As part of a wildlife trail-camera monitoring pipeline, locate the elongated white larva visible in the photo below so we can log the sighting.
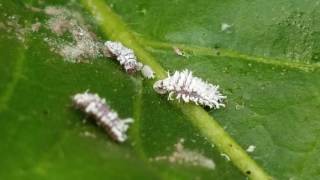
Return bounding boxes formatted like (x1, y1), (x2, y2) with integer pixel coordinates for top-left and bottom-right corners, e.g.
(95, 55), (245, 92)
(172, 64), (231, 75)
(105, 41), (143, 73)
(72, 91), (133, 143)
(153, 69), (226, 109)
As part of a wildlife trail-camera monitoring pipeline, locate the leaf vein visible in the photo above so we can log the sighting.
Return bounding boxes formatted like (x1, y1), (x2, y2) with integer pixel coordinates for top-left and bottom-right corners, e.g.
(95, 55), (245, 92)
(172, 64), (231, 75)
(0, 49), (25, 112)
(137, 38), (320, 72)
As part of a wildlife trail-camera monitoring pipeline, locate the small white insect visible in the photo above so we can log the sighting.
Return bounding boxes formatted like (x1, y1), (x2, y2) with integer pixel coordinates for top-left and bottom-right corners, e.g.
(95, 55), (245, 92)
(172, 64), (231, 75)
(141, 65), (155, 79)
(221, 23), (232, 32)
(173, 46), (184, 56)
(246, 145), (256, 153)
(72, 91), (133, 143)
(105, 41), (143, 73)
(173, 46), (189, 58)
(153, 69), (226, 109)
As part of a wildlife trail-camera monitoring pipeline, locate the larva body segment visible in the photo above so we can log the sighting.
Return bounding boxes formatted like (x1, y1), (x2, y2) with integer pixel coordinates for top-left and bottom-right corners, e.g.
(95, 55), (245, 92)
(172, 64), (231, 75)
(105, 41), (143, 73)
(72, 92), (133, 142)
(153, 69), (226, 109)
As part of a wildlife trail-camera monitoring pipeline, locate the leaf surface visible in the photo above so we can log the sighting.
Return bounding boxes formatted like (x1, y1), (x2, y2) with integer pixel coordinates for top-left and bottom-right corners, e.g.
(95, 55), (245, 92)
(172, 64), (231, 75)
(1, 0), (320, 179)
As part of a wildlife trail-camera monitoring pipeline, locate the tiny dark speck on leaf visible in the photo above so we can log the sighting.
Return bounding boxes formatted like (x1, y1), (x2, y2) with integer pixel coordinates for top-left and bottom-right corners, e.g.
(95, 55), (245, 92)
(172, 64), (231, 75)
(213, 44), (220, 49)
(43, 109), (49, 115)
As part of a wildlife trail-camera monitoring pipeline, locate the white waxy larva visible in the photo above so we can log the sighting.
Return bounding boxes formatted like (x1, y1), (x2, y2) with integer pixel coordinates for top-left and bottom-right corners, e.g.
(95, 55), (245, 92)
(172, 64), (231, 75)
(141, 65), (155, 79)
(153, 69), (226, 109)
(72, 91), (133, 143)
(104, 41), (143, 73)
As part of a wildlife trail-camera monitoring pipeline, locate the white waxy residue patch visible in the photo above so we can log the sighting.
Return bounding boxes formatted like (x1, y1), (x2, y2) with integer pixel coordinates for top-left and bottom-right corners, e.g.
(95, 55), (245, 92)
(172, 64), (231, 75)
(44, 6), (105, 62)
(31, 22), (41, 32)
(150, 139), (215, 170)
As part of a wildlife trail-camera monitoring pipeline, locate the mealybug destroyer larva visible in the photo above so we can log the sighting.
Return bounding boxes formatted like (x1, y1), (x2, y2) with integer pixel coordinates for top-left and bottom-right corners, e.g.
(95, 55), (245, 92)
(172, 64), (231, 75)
(104, 41), (143, 73)
(104, 41), (155, 79)
(153, 69), (226, 109)
(72, 91), (133, 143)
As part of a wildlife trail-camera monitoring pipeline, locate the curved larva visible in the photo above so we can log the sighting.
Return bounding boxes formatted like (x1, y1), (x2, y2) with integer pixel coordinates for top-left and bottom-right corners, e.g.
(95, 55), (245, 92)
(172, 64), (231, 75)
(105, 41), (143, 73)
(153, 69), (226, 109)
(141, 65), (155, 79)
(72, 91), (133, 142)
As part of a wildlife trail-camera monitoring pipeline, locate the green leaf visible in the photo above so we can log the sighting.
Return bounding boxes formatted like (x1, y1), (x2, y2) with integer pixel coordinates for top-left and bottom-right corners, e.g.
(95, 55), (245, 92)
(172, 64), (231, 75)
(1, 0), (320, 180)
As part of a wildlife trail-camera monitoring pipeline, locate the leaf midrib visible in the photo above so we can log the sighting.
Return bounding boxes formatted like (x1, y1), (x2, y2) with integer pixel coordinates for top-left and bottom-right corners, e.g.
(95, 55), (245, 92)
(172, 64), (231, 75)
(131, 77), (146, 159)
